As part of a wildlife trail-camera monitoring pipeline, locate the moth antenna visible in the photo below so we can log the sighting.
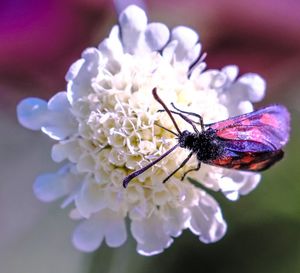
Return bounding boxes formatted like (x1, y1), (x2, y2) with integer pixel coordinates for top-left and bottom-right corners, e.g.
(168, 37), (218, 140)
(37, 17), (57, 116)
(154, 122), (178, 136)
(123, 143), (180, 188)
(152, 88), (182, 134)
(170, 102), (204, 131)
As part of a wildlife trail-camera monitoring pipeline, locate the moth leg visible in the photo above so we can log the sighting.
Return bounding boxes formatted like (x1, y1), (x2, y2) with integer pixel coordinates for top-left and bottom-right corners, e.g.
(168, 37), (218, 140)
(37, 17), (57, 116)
(123, 143), (180, 188)
(171, 103), (204, 131)
(163, 152), (194, 183)
(181, 162), (201, 181)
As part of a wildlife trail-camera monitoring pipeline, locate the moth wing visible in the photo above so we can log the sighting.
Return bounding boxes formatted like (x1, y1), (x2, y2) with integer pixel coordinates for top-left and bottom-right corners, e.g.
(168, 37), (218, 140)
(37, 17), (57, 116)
(209, 105), (290, 151)
(210, 150), (284, 172)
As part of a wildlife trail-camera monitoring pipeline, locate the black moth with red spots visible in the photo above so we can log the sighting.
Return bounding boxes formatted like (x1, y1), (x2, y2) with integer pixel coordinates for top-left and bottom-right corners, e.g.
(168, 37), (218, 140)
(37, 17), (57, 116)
(123, 88), (290, 188)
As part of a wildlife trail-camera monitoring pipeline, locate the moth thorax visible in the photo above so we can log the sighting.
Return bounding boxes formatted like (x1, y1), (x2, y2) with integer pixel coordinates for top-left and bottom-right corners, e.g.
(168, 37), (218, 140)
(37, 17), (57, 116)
(178, 130), (198, 150)
(179, 129), (224, 161)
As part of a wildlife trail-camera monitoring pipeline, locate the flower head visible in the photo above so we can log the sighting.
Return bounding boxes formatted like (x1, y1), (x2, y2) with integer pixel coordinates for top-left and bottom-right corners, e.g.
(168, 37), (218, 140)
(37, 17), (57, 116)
(17, 5), (264, 256)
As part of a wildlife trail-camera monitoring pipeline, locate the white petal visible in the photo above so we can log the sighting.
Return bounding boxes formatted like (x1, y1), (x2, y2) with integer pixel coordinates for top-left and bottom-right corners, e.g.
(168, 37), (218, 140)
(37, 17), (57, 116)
(77, 153), (95, 172)
(189, 61), (207, 80)
(72, 217), (104, 252)
(162, 40), (178, 63)
(98, 26), (123, 72)
(129, 200), (152, 220)
(171, 26), (199, 63)
(65, 59), (85, 81)
(219, 170), (261, 201)
(222, 72), (266, 116)
(196, 70), (226, 89)
(17, 91), (77, 140)
(67, 48), (101, 103)
(162, 206), (190, 237)
(17, 98), (48, 130)
(119, 5), (147, 54)
(103, 211), (127, 247)
(41, 92), (78, 140)
(73, 209), (127, 252)
(221, 65), (239, 82)
(98, 38), (120, 63)
(51, 140), (82, 163)
(48, 91), (70, 111)
(237, 100), (253, 114)
(238, 73), (266, 102)
(185, 43), (201, 65)
(114, 0), (146, 15)
(131, 212), (173, 256)
(209, 69), (227, 89)
(239, 173), (261, 195)
(189, 190), (227, 243)
(33, 165), (71, 202)
(99, 25), (123, 58)
(51, 143), (68, 162)
(218, 177), (240, 201)
(144, 23), (170, 51)
(75, 179), (106, 218)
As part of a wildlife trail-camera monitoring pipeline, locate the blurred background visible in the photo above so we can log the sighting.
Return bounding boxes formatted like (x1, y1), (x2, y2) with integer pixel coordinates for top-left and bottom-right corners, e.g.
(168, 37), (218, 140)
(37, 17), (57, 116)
(0, 0), (299, 272)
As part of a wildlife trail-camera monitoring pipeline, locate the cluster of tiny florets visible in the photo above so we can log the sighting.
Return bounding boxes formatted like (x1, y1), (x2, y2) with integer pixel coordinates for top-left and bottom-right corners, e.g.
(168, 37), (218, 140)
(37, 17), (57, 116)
(17, 5), (264, 255)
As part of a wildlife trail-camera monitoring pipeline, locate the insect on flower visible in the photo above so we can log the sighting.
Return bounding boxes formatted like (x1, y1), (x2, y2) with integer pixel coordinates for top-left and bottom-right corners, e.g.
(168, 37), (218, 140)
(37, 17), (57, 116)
(123, 88), (290, 188)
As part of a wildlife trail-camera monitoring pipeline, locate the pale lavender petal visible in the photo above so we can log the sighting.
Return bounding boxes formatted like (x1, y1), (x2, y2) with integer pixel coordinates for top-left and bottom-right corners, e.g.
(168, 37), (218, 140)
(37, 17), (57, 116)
(17, 98), (48, 130)
(114, 0), (146, 16)
(144, 23), (170, 51)
(72, 217), (104, 252)
(17, 92), (77, 140)
(33, 165), (71, 202)
(103, 211), (127, 247)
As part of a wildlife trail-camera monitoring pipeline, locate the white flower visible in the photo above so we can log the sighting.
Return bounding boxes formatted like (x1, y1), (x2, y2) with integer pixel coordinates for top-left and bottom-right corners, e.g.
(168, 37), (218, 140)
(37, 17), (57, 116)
(17, 5), (266, 256)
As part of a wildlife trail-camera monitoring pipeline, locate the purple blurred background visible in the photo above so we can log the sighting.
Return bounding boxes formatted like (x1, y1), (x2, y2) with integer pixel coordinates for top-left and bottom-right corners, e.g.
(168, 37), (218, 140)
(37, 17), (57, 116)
(0, 0), (112, 109)
(1, 0), (300, 109)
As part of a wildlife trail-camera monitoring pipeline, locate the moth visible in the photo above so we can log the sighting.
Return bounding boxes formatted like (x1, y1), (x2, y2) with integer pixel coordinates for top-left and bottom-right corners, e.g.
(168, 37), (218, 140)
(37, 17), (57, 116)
(123, 88), (290, 188)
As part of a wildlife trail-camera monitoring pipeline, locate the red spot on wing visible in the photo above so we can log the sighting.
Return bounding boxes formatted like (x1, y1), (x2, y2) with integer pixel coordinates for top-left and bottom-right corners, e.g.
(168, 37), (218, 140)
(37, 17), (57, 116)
(209, 105), (290, 151)
(209, 150), (284, 172)
(260, 113), (279, 128)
